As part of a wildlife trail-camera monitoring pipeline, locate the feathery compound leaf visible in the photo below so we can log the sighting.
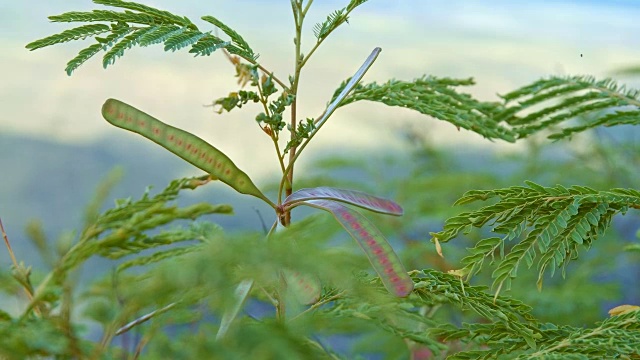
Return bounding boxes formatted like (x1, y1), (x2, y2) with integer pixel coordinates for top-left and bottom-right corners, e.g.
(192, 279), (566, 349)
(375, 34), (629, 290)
(101, 99), (273, 206)
(138, 25), (183, 46)
(46, 175), (217, 288)
(313, 9), (347, 40)
(336, 76), (517, 142)
(303, 200), (413, 297)
(116, 245), (201, 272)
(102, 26), (158, 68)
(201, 15), (256, 60)
(65, 43), (103, 76)
(548, 109), (640, 139)
(163, 30), (207, 52)
(189, 35), (229, 57)
(98, 204), (231, 259)
(347, 0), (370, 11)
(496, 75), (640, 140)
(525, 310), (640, 358)
(313, 0), (369, 41)
(64, 26), (132, 75)
(48, 10), (158, 25)
(432, 182), (640, 294)
(92, 0), (193, 27)
(284, 187), (403, 216)
(414, 269), (538, 348)
(25, 24), (111, 51)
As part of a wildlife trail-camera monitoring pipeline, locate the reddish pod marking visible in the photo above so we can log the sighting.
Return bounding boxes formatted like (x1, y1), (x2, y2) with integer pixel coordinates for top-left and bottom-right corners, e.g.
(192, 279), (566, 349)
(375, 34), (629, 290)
(304, 200), (413, 297)
(284, 187), (403, 216)
(101, 99), (271, 204)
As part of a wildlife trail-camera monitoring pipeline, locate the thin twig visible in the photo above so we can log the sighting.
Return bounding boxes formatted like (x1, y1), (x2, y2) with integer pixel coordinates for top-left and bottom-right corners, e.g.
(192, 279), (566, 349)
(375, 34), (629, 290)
(1, 218), (36, 305)
(289, 290), (346, 322)
(0, 218), (19, 268)
(115, 302), (177, 336)
(131, 335), (150, 360)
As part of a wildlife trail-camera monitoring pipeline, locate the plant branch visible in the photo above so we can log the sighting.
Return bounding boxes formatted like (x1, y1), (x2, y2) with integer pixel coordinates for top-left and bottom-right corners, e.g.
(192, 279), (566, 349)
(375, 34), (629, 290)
(282, 0), (307, 223)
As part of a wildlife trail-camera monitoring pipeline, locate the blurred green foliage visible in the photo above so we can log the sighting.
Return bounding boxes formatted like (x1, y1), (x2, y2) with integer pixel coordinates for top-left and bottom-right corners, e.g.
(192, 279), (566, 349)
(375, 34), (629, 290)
(7, 0), (640, 358)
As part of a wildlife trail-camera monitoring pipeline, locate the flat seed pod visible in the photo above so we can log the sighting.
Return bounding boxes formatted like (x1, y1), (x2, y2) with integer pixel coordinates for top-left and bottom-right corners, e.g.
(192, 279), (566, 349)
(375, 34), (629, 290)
(102, 99), (273, 206)
(304, 200), (413, 297)
(284, 187), (403, 216)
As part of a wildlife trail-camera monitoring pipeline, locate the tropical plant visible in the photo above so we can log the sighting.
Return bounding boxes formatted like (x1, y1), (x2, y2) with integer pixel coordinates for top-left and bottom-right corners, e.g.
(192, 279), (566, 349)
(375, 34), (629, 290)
(1, 0), (638, 358)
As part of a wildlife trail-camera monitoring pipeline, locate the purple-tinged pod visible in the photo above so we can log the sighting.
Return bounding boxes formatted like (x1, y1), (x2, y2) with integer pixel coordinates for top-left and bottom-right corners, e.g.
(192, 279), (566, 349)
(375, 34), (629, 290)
(304, 200), (413, 297)
(284, 187), (403, 216)
(101, 99), (273, 207)
(313, 47), (381, 132)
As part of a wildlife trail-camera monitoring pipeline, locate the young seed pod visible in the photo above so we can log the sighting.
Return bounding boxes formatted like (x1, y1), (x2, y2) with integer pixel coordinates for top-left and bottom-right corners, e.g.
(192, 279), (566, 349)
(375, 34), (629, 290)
(284, 187), (403, 216)
(305, 200), (413, 297)
(102, 99), (273, 206)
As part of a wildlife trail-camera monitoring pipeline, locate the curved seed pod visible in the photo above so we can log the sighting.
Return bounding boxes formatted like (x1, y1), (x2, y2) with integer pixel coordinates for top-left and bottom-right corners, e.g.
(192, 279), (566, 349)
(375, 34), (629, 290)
(283, 269), (322, 305)
(284, 187), (403, 216)
(313, 47), (381, 132)
(102, 99), (273, 206)
(304, 200), (413, 297)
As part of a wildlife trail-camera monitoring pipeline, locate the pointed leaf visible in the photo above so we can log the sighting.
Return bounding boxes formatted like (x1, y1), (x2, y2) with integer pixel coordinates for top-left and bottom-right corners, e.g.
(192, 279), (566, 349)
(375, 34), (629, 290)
(201, 15), (256, 60)
(25, 24), (111, 51)
(101, 99), (273, 206)
(303, 200), (413, 297)
(284, 187), (403, 216)
(216, 279), (253, 340)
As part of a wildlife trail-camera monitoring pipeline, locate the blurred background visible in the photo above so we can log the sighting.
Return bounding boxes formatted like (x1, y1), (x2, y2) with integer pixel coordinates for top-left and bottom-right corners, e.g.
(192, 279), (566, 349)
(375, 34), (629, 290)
(1, 0), (640, 344)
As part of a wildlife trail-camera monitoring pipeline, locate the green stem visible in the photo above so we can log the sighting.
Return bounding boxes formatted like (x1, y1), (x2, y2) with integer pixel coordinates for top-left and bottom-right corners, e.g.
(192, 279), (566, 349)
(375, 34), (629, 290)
(279, 47), (381, 198)
(282, 0), (307, 223)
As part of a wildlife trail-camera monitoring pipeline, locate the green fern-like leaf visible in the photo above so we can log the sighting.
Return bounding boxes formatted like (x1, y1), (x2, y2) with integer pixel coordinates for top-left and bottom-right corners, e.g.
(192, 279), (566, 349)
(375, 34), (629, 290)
(432, 182), (640, 295)
(54, 176), (225, 279)
(138, 25), (183, 46)
(65, 43), (103, 76)
(116, 245), (201, 272)
(92, 0), (193, 27)
(433, 310), (640, 359)
(548, 109), (640, 139)
(28, 2), (261, 73)
(64, 26), (132, 75)
(313, 0), (369, 41)
(163, 30), (207, 52)
(335, 76), (517, 142)
(313, 10), (348, 40)
(102, 26), (158, 68)
(48, 10), (158, 25)
(201, 15), (256, 60)
(347, 0), (369, 11)
(25, 24), (111, 51)
(497, 75), (640, 139)
(189, 35), (229, 57)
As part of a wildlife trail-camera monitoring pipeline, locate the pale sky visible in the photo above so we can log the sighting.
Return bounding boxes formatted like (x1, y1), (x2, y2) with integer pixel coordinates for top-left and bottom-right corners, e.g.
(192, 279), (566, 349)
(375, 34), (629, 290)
(2, 0), (640, 179)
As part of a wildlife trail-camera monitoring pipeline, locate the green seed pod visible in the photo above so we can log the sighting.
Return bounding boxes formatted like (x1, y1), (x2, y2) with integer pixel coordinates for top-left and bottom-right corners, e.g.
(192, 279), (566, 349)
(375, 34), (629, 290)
(102, 99), (273, 206)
